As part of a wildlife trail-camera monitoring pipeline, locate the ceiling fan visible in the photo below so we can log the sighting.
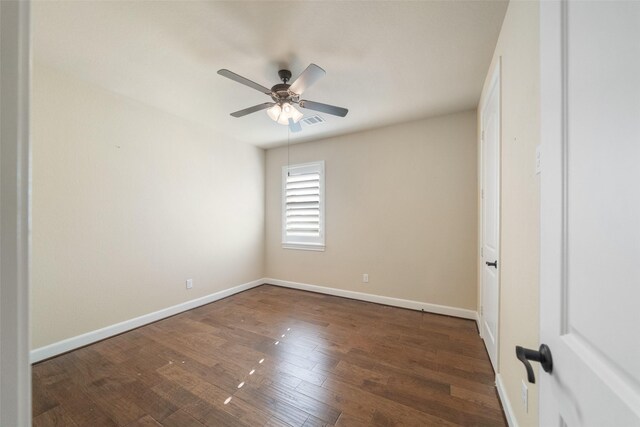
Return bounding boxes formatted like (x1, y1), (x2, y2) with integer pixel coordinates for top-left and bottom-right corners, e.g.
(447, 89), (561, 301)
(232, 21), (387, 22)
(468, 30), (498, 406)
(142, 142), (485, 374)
(217, 64), (348, 133)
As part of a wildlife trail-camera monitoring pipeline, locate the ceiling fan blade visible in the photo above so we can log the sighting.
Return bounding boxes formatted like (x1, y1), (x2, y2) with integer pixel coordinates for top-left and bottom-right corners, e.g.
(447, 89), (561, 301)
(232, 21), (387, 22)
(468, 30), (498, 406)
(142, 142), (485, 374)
(230, 102), (275, 118)
(299, 100), (348, 117)
(288, 118), (302, 133)
(218, 69), (272, 95)
(289, 64), (326, 95)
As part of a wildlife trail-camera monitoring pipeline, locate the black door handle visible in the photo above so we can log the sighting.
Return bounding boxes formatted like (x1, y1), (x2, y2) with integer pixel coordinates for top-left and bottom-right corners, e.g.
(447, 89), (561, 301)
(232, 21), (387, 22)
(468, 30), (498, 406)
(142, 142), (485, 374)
(516, 344), (553, 384)
(485, 260), (498, 268)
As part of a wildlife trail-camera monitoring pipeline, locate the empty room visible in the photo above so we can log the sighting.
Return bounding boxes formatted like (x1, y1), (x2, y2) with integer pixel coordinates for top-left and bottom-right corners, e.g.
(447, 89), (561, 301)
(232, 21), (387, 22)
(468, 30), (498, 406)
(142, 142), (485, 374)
(1, 1), (638, 426)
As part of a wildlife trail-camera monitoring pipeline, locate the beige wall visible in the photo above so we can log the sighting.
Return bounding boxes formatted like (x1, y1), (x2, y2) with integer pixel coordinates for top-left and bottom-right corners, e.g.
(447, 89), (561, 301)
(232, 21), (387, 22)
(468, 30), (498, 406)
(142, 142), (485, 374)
(31, 65), (265, 349)
(265, 111), (478, 310)
(479, 1), (541, 425)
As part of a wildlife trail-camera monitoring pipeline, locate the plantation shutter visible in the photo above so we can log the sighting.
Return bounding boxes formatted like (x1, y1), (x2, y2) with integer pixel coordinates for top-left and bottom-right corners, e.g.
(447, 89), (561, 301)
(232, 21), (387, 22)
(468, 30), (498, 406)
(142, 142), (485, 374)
(282, 161), (325, 250)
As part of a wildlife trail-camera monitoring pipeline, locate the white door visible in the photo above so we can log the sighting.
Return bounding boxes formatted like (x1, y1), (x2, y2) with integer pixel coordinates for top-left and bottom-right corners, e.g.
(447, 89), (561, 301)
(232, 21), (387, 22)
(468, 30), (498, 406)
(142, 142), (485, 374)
(539, 1), (640, 425)
(480, 61), (500, 370)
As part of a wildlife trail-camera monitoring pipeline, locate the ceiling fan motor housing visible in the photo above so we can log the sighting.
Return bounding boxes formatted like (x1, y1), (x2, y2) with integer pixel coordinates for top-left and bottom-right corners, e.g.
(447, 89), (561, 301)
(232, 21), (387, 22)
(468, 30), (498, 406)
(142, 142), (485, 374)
(271, 82), (297, 103)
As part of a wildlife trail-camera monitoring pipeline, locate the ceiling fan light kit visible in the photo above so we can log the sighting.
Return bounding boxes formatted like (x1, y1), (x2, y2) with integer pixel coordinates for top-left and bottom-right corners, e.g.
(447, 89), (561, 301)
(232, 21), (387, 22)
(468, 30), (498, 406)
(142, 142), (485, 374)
(218, 63), (348, 133)
(267, 103), (304, 125)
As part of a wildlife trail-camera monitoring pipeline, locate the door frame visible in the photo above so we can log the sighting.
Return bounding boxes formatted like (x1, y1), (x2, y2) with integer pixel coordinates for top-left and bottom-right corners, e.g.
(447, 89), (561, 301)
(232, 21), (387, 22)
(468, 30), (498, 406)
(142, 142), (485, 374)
(539, 0), (563, 422)
(479, 57), (501, 371)
(0, 1), (32, 426)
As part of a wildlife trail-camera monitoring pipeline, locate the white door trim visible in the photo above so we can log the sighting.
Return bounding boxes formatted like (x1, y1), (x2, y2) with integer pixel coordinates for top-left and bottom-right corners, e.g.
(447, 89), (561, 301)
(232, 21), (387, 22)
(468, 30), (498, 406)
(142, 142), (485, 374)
(479, 57), (501, 371)
(0, 1), (32, 425)
(539, 4), (564, 422)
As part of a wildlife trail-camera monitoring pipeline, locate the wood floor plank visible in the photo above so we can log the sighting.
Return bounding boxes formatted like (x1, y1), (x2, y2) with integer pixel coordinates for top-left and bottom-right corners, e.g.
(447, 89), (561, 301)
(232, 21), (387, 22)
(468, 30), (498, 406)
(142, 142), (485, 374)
(450, 385), (503, 411)
(333, 412), (371, 427)
(256, 381), (341, 425)
(38, 371), (120, 426)
(32, 285), (506, 426)
(151, 381), (200, 409)
(234, 383), (311, 427)
(156, 362), (273, 426)
(181, 399), (252, 427)
(361, 373), (504, 425)
(301, 414), (332, 427)
(120, 379), (179, 421)
(264, 416), (294, 427)
(124, 414), (163, 427)
(320, 376), (457, 426)
(343, 346), (497, 397)
(32, 405), (79, 427)
(254, 365), (304, 390)
(82, 378), (147, 426)
(162, 409), (207, 427)
(31, 378), (59, 418)
(296, 380), (375, 422)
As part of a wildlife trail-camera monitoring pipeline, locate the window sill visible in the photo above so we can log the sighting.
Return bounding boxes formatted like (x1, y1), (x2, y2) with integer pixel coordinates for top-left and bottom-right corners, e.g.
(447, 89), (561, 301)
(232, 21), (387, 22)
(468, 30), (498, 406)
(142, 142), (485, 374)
(282, 243), (325, 252)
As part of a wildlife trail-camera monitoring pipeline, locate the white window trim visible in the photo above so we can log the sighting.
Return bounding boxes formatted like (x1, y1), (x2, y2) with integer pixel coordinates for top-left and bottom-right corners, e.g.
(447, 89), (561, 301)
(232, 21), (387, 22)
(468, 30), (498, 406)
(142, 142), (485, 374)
(282, 161), (325, 251)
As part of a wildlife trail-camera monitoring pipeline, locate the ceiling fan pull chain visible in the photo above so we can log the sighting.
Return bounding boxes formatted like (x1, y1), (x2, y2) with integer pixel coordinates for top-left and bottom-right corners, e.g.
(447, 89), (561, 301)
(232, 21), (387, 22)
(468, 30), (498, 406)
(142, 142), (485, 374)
(287, 125), (290, 176)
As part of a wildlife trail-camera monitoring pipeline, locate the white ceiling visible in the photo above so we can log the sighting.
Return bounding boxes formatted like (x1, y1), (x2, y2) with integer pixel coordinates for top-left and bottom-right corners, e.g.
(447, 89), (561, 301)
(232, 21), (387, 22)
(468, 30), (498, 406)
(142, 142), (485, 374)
(33, 1), (508, 149)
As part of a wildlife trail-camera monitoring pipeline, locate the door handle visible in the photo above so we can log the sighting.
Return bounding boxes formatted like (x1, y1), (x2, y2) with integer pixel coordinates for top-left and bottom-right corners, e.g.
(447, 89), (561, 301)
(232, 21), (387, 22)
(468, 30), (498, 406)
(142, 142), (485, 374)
(485, 260), (498, 268)
(516, 344), (553, 384)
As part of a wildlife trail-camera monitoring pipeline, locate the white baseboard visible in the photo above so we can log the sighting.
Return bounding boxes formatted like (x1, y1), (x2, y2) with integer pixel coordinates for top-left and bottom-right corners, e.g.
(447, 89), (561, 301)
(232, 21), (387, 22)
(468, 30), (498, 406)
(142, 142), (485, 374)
(31, 277), (478, 364)
(264, 278), (477, 320)
(496, 373), (519, 427)
(30, 278), (264, 364)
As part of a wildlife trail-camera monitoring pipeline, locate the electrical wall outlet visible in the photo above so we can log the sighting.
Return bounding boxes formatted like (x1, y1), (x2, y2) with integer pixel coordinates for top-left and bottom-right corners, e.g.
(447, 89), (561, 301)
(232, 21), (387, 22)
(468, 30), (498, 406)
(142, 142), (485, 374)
(535, 145), (542, 175)
(362, 274), (369, 283)
(521, 379), (528, 413)
(186, 279), (193, 290)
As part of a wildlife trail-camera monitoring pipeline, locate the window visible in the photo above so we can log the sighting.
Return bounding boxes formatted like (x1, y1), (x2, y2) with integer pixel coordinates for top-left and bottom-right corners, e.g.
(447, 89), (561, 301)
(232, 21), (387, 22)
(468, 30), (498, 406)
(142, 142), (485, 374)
(282, 161), (325, 251)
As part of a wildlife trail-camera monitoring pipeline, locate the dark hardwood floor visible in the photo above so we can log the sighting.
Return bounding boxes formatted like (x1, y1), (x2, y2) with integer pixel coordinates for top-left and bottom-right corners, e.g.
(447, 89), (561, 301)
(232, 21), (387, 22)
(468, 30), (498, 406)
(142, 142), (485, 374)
(32, 285), (506, 426)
